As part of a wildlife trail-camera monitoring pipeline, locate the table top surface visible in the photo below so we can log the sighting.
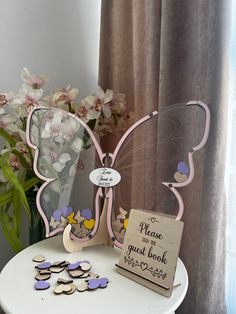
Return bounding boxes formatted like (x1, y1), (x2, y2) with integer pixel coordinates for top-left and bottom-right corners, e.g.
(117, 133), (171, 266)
(0, 236), (188, 314)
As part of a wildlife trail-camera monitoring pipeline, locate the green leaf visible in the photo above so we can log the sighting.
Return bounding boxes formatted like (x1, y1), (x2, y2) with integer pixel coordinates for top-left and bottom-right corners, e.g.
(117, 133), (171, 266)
(0, 152), (31, 218)
(0, 128), (17, 147)
(13, 170), (25, 237)
(0, 205), (24, 252)
(0, 176), (41, 207)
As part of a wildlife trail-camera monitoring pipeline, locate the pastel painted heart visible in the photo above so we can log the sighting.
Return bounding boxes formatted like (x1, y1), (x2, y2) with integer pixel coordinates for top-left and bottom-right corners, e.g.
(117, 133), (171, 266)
(87, 279), (101, 290)
(174, 172), (188, 183)
(62, 206), (73, 217)
(52, 209), (62, 221)
(83, 219), (95, 230)
(81, 209), (92, 220)
(67, 261), (80, 271)
(36, 262), (51, 270)
(177, 161), (189, 175)
(99, 277), (109, 288)
(123, 218), (129, 230)
(140, 262), (148, 271)
(35, 281), (50, 290)
(68, 260), (90, 271)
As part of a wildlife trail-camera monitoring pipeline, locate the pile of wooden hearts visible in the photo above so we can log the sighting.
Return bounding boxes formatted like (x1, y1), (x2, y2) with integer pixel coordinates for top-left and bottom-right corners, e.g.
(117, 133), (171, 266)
(33, 255), (109, 295)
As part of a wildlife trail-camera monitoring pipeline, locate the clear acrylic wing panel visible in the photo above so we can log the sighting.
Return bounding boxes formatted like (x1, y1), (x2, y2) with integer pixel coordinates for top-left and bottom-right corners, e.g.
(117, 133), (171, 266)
(28, 107), (103, 239)
(111, 102), (208, 244)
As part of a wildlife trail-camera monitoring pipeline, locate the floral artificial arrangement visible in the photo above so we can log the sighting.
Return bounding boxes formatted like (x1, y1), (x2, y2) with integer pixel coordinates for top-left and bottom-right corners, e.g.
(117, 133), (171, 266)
(0, 68), (131, 252)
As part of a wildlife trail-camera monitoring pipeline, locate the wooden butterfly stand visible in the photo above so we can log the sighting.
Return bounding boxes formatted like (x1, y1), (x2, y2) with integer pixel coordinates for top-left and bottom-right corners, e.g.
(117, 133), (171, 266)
(63, 197), (112, 253)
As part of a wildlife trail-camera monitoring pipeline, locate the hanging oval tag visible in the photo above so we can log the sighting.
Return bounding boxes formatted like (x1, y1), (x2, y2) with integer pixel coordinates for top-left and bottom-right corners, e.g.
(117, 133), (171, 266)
(89, 167), (121, 187)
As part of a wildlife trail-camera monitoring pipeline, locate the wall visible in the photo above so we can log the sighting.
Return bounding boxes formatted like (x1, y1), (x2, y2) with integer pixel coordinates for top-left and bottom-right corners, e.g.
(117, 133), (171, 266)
(0, 0), (101, 271)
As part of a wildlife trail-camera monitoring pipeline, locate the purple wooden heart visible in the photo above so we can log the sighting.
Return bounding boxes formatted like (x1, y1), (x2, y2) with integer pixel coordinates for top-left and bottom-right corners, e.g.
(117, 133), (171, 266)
(81, 209), (92, 220)
(98, 277), (109, 288)
(177, 162), (189, 175)
(62, 206), (73, 217)
(67, 262), (80, 271)
(35, 281), (50, 290)
(87, 279), (100, 290)
(37, 262), (51, 270)
(52, 209), (62, 221)
(68, 260), (90, 271)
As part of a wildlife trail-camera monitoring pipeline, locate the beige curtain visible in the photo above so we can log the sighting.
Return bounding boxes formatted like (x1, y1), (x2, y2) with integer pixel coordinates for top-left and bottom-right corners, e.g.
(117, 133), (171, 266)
(99, 0), (229, 313)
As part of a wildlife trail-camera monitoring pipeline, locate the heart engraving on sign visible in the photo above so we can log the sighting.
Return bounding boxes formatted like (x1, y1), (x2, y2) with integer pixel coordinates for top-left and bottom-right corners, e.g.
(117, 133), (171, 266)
(140, 262), (148, 271)
(150, 217), (156, 223)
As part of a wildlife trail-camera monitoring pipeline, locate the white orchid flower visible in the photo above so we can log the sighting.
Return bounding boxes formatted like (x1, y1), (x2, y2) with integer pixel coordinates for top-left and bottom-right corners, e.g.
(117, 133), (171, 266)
(11, 83), (44, 113)
(52, 85), (79, 108)
(0, 114), (18, 132)
(21, 67), (48, 89)
(83, 86), (113, 120)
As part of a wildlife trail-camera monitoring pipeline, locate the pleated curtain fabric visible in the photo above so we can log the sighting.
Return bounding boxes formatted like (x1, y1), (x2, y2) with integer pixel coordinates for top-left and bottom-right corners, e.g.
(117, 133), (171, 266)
(99, 1), (230, 313)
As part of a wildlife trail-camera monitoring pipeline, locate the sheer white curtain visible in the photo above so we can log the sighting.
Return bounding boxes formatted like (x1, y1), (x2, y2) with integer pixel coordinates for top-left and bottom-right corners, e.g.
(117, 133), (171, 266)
(225, 1), (236, 313)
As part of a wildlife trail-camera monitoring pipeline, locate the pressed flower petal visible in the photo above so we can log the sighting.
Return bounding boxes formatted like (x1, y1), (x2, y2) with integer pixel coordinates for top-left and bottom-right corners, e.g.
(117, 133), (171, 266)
(71, 138), (83, 153)
(58, 153), (71, 164)
(53, 161), (65, 172)
(69, 163), (76, 176)
(41, 122), (52, 138)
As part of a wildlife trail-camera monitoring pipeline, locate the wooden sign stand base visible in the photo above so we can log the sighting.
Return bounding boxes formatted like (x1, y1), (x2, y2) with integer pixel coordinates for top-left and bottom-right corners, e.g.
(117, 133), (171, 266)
(63, 198), (111, 253)
(116, 264), (173, 298)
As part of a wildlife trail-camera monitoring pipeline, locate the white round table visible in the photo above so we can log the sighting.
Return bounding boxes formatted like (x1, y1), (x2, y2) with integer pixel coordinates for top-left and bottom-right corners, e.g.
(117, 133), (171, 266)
(0, 236), (188, 314)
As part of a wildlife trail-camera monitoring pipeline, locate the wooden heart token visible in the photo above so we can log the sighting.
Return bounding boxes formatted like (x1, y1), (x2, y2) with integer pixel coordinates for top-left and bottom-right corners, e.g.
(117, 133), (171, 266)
(50, 266), (65, 273)
(77, 281), (88, 292)
(32, 255), (45, 263)
(65, 284), (77, 295)
(35, 273), (51, 281)
(85, 272), (99, 280)
(67, 269), (84, 278)
(79, 262), (91, 272)
(57, 278), (73, 285)
(54, 284), (72, 295)
(174, 172), (188, 183)
(39, 270), (51, 275)
(52, 261), (69, 267)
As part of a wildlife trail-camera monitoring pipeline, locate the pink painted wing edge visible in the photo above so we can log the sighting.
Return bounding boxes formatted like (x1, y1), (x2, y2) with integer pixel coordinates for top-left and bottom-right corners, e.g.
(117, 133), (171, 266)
(26, 106), (106, 239)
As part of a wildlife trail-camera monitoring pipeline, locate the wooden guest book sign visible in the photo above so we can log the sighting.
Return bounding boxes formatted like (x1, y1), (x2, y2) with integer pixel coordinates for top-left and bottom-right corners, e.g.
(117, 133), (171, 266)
(116, 209), (184, 297)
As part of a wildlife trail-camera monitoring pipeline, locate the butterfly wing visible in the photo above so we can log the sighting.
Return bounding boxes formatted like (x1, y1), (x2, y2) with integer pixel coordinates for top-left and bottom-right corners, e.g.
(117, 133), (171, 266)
(109, 101), (210, 247)
(26, 106), (104, 240)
